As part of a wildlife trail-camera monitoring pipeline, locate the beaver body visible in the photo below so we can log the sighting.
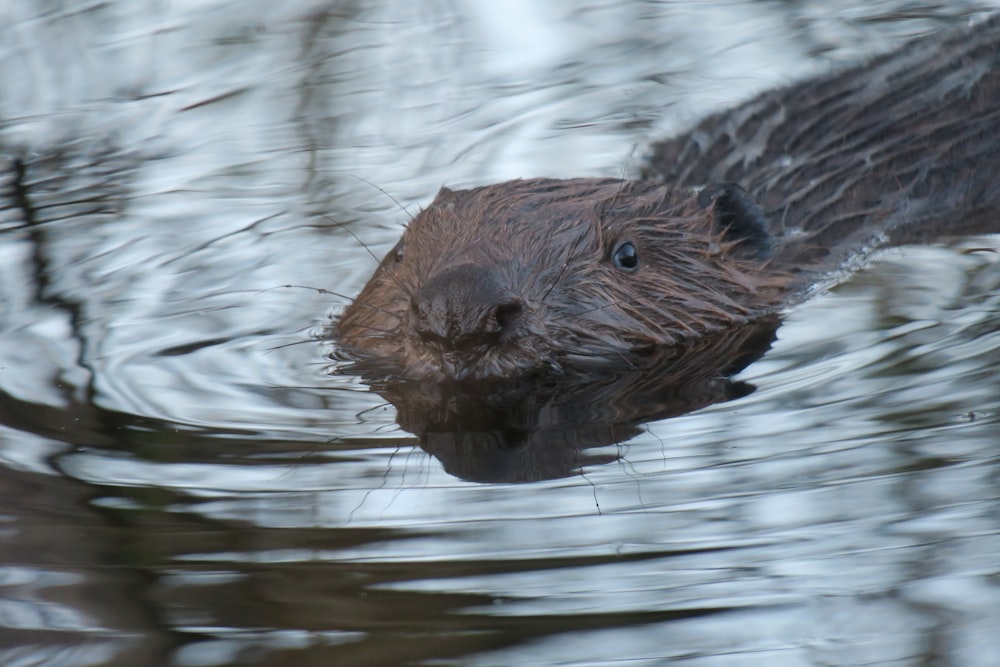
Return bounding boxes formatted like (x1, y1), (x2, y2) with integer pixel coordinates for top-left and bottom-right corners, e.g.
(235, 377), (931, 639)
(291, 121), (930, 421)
(644, 13), (1000, 268)
(335, 15), (1000, 383)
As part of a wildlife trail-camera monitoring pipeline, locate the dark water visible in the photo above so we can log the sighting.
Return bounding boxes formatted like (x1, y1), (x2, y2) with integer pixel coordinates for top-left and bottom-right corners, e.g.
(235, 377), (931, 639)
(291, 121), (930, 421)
(1, 2), (998, 665)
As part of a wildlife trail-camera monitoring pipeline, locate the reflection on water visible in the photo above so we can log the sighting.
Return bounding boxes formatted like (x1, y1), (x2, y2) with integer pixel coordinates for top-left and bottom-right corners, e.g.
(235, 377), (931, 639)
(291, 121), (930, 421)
(354, 317), (780, 483)
(0, 1), (997, 665)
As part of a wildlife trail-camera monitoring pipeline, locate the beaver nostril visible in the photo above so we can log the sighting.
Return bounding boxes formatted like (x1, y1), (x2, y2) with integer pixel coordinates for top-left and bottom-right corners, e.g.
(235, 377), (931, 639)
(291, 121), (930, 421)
(493, 300), (522, 332)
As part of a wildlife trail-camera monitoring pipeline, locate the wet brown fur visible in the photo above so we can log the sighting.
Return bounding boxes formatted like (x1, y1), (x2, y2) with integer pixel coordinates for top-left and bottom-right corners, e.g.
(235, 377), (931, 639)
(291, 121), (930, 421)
(337, 178), (791, 380)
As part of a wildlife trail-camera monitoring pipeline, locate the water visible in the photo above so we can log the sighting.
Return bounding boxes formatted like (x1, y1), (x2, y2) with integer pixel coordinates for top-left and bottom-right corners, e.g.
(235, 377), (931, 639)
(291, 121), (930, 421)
(1, 2), (998, 665)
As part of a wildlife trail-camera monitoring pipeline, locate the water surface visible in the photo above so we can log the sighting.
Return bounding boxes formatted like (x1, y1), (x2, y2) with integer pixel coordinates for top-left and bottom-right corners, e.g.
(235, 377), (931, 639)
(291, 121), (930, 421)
(0, 1), (998, 665)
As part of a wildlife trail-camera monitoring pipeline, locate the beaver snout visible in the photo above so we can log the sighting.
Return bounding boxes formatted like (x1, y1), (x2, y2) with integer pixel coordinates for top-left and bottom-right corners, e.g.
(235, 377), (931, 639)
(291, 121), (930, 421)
(412, 263), (523, 351)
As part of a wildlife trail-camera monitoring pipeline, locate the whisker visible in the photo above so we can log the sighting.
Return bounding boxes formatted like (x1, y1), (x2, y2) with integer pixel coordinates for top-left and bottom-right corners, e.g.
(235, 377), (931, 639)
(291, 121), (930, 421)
(349, 174), (415, 223)
(353, 300), (405, 322)
(341, 322), (399, 337)
(540, 219), (594, 303)
(324, 215), (414, 300)
(255, 283), (355, 302)
(264, 337), (320, 353)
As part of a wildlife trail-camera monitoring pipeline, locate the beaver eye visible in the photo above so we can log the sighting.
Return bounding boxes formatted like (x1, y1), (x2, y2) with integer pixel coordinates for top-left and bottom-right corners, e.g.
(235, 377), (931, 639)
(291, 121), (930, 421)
(611, 241), (639, 272)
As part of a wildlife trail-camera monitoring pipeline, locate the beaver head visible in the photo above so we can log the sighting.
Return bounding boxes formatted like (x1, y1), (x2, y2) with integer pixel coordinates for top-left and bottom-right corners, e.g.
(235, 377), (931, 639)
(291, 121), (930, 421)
(334, 177), (789, 382)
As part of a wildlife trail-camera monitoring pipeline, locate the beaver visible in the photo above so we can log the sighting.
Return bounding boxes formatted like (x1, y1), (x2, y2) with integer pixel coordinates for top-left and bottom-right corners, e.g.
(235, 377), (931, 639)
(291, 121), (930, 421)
(334, 14), (1000, 384)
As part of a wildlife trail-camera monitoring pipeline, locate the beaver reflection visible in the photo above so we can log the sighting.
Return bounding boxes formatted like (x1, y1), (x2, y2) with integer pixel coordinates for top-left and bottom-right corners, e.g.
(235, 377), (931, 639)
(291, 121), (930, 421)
(345, 318), (777, 482)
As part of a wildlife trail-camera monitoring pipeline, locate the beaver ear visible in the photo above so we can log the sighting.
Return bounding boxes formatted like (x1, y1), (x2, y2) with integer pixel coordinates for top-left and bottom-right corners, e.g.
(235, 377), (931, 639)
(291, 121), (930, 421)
(434, 186), (457, 205)
(698, 183), (774, 260)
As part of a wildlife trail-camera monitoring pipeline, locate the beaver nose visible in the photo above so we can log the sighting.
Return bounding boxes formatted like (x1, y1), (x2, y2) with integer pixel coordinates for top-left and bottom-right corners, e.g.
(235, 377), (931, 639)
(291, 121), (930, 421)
(412, 263), (522, 351)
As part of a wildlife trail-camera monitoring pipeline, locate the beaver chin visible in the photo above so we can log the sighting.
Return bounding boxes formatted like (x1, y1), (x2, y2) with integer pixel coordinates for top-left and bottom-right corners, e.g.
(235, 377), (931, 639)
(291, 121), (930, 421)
(413, 346), (557, 383)
(347, 323), (559, 383)
(343, 317), (675, 384)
